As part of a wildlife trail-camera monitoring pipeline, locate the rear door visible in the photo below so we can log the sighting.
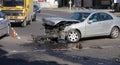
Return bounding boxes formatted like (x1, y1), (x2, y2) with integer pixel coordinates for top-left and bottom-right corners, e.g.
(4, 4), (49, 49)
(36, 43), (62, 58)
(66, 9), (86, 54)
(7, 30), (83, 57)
(99, 12), (113, 34)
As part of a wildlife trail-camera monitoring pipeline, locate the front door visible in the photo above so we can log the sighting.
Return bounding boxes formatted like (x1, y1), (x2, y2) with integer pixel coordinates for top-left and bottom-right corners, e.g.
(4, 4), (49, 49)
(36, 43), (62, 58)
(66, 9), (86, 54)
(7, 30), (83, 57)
(85, 13), (103, 37)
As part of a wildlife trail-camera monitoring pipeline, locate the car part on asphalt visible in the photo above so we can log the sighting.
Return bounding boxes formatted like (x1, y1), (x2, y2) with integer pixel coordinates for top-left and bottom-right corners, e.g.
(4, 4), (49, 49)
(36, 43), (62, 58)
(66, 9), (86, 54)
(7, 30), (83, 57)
(31, 34), (82, 50)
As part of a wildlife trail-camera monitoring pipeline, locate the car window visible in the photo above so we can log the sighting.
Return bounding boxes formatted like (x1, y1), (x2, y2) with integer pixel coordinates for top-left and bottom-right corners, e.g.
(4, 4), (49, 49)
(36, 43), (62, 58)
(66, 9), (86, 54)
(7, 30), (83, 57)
(89, 13), (100, 22)
(69, 13), (80, 20)
(99, 13), (113, 21)
(68, 12), (90, 22)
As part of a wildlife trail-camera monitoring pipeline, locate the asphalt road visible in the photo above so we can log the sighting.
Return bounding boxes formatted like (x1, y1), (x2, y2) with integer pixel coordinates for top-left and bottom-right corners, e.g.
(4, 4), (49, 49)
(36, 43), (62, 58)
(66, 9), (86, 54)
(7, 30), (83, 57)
(0, 9), (120, 65)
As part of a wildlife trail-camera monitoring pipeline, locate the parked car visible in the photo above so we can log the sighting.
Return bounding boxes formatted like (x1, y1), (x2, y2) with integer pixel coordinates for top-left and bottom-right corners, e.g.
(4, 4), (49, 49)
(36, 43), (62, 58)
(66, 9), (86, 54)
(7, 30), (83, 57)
(43, 10), (120, 43)
(0, 11), (10, 37)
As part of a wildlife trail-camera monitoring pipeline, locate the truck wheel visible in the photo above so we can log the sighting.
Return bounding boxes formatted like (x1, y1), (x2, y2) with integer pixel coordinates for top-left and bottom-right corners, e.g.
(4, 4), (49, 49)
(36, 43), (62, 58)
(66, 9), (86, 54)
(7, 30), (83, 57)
(28, 19), (32, 25)
(21, 21), (27, 27)
(32, 14), (36, 21)
(66, 30), (81, 43)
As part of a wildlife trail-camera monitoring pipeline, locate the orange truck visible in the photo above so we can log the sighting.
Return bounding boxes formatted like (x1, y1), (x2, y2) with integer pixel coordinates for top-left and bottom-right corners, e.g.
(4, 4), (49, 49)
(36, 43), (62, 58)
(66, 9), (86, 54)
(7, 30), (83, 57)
(1, 0), (35, 27)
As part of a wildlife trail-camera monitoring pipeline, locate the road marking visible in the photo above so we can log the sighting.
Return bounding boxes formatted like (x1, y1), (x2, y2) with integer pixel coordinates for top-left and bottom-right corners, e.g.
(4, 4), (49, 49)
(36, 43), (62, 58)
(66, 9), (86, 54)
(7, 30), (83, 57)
(11, 50), (28, 53)
(101, 46), (113, 49)
(10, 49), (46, 53)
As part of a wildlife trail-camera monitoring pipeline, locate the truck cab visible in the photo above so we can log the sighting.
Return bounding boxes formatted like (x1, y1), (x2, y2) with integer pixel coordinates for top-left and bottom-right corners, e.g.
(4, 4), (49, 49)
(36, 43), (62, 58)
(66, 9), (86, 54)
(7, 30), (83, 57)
(1, 0), (34, 27)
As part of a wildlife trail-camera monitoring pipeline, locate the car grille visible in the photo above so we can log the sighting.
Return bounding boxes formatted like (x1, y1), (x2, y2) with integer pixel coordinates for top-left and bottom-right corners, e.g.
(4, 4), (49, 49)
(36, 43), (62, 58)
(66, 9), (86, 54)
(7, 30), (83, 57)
(2, 10), (22, 16)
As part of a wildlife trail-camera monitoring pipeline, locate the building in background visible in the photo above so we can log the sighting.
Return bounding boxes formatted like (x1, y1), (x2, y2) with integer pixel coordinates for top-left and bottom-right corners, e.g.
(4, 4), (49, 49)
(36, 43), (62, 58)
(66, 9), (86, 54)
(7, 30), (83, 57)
(34, 0), (58, 8)
(74, 0), (111, 9)
(55, 0), (112, 9)
(34, 0), (120, 10)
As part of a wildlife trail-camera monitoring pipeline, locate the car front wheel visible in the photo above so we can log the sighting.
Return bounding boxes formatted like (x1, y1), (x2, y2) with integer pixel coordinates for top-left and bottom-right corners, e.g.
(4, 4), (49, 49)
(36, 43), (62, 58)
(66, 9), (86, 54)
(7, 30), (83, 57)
(66, 30), (81, 43)
(110, 27), (119, 39)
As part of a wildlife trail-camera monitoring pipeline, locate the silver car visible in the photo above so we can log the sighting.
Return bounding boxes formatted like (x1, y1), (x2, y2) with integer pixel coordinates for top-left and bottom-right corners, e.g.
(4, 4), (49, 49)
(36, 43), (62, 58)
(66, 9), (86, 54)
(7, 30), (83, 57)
(43, 10), (120, 43)
(0, 11), (10, 37)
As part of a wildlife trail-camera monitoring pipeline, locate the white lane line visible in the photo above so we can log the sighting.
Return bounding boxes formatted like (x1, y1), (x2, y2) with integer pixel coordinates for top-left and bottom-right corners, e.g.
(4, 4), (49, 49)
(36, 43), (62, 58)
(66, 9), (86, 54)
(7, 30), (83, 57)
(101, 46), (113, 49)
(10, 49), (46, 53)
(10, 50), (28, 53)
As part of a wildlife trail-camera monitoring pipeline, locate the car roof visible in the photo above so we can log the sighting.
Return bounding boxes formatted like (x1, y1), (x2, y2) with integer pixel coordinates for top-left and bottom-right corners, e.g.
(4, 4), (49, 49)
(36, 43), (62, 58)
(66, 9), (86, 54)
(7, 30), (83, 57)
(74, 10), (110, 13)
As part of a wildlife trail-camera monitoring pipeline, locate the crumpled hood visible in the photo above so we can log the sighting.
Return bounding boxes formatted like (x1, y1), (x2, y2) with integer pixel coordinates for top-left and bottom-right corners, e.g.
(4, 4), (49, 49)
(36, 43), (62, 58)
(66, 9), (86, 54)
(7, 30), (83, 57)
(43, 17), (80, 26)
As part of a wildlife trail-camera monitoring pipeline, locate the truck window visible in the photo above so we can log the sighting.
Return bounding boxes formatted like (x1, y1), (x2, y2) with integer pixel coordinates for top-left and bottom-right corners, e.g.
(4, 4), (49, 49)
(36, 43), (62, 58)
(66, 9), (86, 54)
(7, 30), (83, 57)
(3, 0), (24, 7)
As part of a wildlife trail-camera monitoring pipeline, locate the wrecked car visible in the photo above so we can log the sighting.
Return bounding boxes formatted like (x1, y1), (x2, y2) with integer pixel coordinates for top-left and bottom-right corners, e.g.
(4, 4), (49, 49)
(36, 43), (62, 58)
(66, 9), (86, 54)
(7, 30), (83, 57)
(42, 10), (120, 43)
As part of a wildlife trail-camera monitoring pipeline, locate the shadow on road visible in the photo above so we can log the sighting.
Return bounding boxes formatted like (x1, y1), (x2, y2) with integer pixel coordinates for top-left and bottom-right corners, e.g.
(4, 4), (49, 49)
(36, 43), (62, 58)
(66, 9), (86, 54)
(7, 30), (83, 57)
(0, 57), (67, 65)
(47, 51), (120, 65)
(19, 41), (120, 65)
(0, 48), (67, 65)
(0, 48), (7, 57)
(80, 36), (110, 42)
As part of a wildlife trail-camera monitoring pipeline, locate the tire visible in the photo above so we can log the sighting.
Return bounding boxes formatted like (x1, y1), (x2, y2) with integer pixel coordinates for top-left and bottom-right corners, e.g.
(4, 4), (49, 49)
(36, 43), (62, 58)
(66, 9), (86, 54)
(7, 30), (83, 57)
(32, 14), (36, 21)
(66, 30), (81, 43)
(110, 27), (119, 39)
(28, 19), (32, 25)
(21, 21), (27, 27)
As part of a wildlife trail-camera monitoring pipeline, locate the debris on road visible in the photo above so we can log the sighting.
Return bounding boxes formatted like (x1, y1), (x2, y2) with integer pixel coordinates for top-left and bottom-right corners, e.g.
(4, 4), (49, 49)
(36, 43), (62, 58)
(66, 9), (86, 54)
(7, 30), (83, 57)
(31, 34), (82, 50)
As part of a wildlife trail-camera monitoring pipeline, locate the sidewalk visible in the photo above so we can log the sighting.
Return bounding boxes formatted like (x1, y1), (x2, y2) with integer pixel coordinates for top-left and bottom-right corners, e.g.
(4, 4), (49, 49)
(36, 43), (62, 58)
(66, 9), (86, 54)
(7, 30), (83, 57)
(43, 7), (120, 16)
(43, 7), (113, 12)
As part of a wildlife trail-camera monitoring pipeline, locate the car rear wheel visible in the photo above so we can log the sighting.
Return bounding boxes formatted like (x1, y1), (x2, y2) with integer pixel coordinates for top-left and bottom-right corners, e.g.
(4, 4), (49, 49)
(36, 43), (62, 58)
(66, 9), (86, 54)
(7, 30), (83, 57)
(110, 27), (119, 39)
(66, 30), (81, 43)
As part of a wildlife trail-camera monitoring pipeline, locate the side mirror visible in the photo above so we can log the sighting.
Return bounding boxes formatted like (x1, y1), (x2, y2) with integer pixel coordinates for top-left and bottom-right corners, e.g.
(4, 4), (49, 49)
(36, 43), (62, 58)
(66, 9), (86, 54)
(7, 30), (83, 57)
(88, 20), (93, 24)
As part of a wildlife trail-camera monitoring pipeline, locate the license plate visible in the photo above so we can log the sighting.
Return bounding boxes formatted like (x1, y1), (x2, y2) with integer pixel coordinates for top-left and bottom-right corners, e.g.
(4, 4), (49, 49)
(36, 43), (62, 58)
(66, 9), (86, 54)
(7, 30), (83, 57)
(10, 20), (15, 22)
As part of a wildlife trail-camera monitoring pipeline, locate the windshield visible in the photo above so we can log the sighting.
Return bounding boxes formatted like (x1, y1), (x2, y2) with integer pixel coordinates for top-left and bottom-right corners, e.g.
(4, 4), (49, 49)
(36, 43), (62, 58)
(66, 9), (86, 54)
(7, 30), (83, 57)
(3, 0), (24, 7)
(68, 12), (90, 22)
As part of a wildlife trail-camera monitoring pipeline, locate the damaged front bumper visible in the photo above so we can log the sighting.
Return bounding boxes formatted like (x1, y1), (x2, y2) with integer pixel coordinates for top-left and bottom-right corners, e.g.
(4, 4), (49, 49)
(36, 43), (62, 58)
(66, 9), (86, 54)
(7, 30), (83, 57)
(45, 28), (66, 39)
